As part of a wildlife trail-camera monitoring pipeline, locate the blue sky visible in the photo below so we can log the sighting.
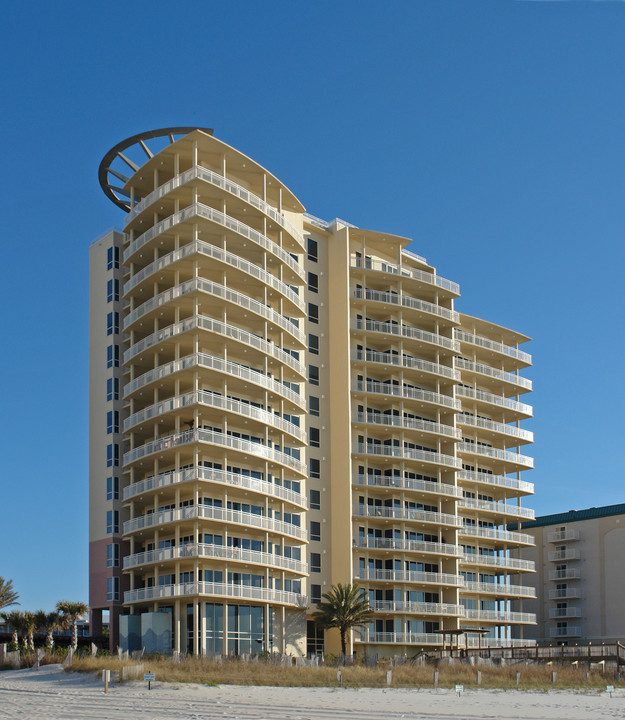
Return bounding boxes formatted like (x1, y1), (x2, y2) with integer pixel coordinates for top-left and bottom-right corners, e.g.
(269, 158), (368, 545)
(1, 0), (624, 611)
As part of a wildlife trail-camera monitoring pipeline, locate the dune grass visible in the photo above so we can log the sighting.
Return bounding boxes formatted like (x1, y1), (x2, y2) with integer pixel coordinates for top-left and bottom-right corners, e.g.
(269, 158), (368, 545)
(67, 655), (624, 690)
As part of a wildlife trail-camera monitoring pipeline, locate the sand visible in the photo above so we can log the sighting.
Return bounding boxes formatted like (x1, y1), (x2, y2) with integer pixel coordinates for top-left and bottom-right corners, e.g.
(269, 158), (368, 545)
(0, 664), (622, 720)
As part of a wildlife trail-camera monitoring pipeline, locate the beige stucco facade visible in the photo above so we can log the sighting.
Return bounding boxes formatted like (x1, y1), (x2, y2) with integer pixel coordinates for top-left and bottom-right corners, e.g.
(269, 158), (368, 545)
(518, 505), (625, 644)
(90, 127), (535, 656)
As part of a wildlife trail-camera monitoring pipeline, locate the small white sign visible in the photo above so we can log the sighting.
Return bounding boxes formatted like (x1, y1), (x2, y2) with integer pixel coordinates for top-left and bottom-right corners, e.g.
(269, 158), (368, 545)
(607, 685), (614, 696)
(144, 673), (156, 681)
(455, 684), (463, 695)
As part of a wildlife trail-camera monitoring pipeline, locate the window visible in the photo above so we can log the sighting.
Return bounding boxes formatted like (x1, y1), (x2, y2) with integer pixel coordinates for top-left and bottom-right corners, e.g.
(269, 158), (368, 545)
(310, 521), (321, 542)
(310, 553), (321, 572)
(107, 246), (120, 270)
(308, 272), (318, 293)
(106, 410), (119, 434)
(308, 303), (318, 324)
(309, 365), (319, 386)
(310, 489), (321, 510)
(106, 477), (119, 501)
(106, 543), (120, 568)
(106, 377), (119, 401)
(307, 238), (318, 262)
(308, 334), (319, 355)
(106, 443), (119, 468)
(107, 311), (120, 336)
(107, 345), (119, 368)
(309, 396), (320, 417)
(106, 576), (119, 601)
(309, 427), (320, 448)
(107, 278), (119, 303)
(310, 584), (322, 604)
(106, 510), (119, 534)
(310, 458), (320, 480)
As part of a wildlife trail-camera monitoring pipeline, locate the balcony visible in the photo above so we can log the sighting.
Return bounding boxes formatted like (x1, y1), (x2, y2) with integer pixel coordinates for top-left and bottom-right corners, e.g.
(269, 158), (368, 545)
(123, 504), (308, 541)
(549, 568), (581, 581)
(547, 529), (580, 543)
(353, 380), (461, 411)
(454, 329), (532, 366)
(369, 600), (464, 616)
(549, 626), (581, 638)
(458, 525), (534, 546)
(124, 581), (307, 608)
(124, 353), (305, 410)
(352, 411), (461, 440)
(355, 537), (462, 557)
(125, 165), (306, 250)
(123, 466), (307, 508)
(549, 587), (581, 600)
(357, 569), (463, 586)
(353, 503), (461, 528)
(123, 238), (305, 314)
(462, 581), (535, 598)
(455, 386), (533, 419)
(358, 632), (444, 646)
(352, 442), (462, 470)
(350, 257), (459, 296)
(123, 427), (307, 476)
(455, 358), (532, 392)
(456, 443), (534, 470)
(549, 607), (582, 619)
(458, 497), (535, 521)
(353, 319), (459, 353)
(463, 609), (535, 624)
(456, 414), (533, 444)
(352, 473), (462, 498)
(457, 469), (534, 496)
(124, 314), (306, 378)
(351, 288), (459, 324)
(124, 202), (305, 281)
(548, 549), (581, 562)
(123, 542), (308, 575)
(124, 390), (306, 444)
(351, 349), (460, 382)
(461, 554), (535, 572)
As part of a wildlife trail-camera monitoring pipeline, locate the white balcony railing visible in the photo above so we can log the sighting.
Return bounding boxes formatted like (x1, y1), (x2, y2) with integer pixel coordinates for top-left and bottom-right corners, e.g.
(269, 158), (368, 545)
(463, 609), (535, 624)
(124, 581), (307, 608)
(352, 474), (462, 498)
(369, 600), (464, 616)
(457, 443), (534, 469)
(360, 632), (445, 646)
(549, 626), (581, 638)
(354, 504), (461, 527)
(462, 581), (535, 598)
(547, 529), (580, 543)
(461, 554), (535, 572)
(457, 469), (534, 495)
(351, 288), (460, 324)
(549, 588), (581, 600)
(549, 607), (582, 619)
(355, 538), (462, 557)
(455, 386), (533, 417)
(351, 349), (460, 382)
(455, 358), (532, 391)
(353, 380), (461, 410)
(454, 329), (532, 365)
(456, 414), (533, 443)
(353, 319), (459, 353)
(548, 549), (581, 562)
(549, 568), (581, 580)
(352, 442), (462, 470)
(352, 411), (461, 440)
(350, 257), (459, 295)
(458, 497), (535, 520)
(458, 525), (534, 545)
(357, 569), (463, 586)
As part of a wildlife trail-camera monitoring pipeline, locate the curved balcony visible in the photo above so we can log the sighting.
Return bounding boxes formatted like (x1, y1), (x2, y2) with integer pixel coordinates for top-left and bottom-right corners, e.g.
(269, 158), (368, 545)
(123, 542), (308, 575)
(455, 358), (532, 392)
(124, 581), (307, 608)
(463, 609), (535, 624)
(461, 554), (535, 572)
(123, 466), (307, 508)
(456, 415), (533, 444)
(355, 538), (462, 557)
(124, 390), (306, 444)
(458, 525), (534, 546)
(462, 581), (535, 598)
(353, 380), (461, 411)
(354, 504), (461, 528)
(351, 288), (459, 324)
(353, 474), (461, 499)
(353, 319), (459, 353)
(351, 350), (459, 383)
(369, 600), (464, 616)
(123, 277), (305, 346)
(455, 386), (533, 419)
(352, 442), (462, 470)
(124, 353), (305, 410)
(123, 504), (307, 541)
(458, 497), (535, 521)
(350, 257), (459, 296)
(357, 569), (463, 586)
(123, 427), (307, 476)
(457, 443), (534, 470)
(352, 411), (460, 441)
(457, 469), (534, 496)
(358, 632), (443, 646)
(124, 314), (306, 378)
(125, 165), (305, 250)
(124, 238), (305, 314)
(454, 329), (531, 366)
(124, 202), (305, 281)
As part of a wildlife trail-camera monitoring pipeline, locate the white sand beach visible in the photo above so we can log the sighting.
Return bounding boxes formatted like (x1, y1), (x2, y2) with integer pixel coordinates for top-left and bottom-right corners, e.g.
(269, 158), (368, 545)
(0, 664), (622, 720)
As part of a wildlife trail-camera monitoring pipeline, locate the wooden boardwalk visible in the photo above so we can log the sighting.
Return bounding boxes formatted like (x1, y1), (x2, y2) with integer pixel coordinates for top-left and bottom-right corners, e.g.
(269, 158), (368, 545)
(426, 642), (625, 666)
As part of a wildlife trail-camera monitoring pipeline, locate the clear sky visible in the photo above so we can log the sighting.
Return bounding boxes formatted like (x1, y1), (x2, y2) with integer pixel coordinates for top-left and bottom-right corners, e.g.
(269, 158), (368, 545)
(1, 0), (624, 612)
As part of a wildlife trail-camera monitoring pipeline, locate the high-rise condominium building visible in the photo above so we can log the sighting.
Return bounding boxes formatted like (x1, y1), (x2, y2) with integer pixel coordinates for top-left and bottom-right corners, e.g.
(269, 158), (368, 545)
(89, 127), (535, 656)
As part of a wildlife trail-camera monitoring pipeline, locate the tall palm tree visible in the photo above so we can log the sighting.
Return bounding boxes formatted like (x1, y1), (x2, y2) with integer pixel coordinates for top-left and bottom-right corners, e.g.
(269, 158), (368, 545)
(56, 601), (88, 651)
(0, 610), (22, 646)
(312, 582), (374, 658)
(0, 577), (19, 610)
(35, 610), (63, 649)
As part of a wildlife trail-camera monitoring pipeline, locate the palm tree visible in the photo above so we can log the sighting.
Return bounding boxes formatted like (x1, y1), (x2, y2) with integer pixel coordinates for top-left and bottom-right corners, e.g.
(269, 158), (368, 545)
(0, 610), (22, 646)
(35, 610), (63, 649)
(23, 612), (36, 651)
(56, 601), (88, 651)
(0, 577), (19, 610)
(312, 582), (374, 658)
